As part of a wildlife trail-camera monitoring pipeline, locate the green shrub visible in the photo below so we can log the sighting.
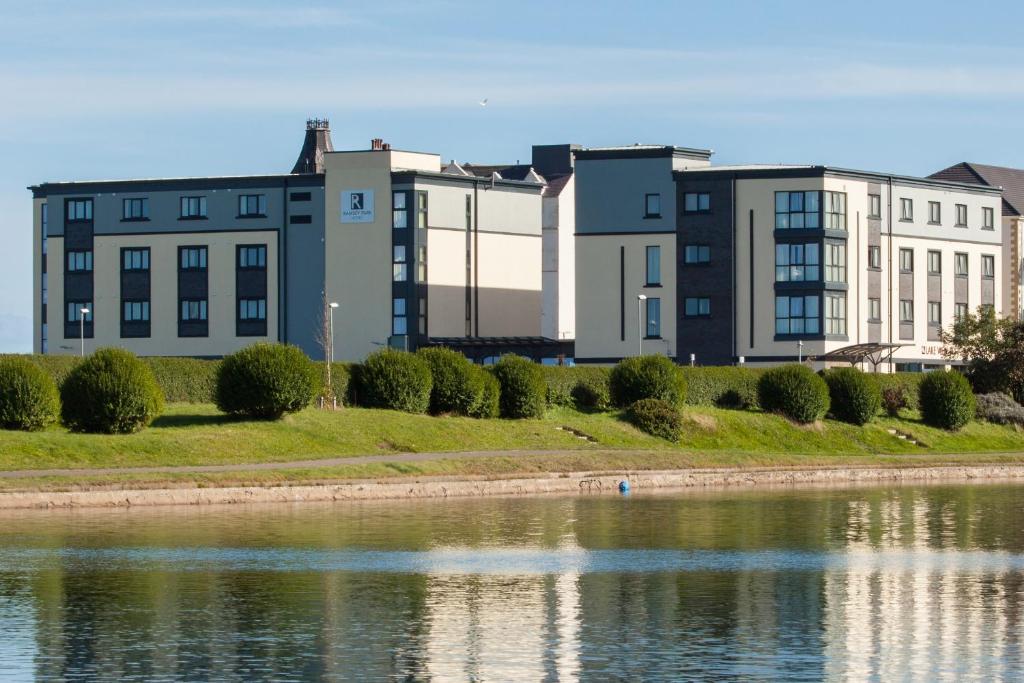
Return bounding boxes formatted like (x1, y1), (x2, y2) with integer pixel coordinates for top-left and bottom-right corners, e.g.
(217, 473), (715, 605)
(919, 371), (975, 431)
(626, 398), (682, 441)
(492, 355), (546, 419)
(681, 367), (762, 409)
(310, 361), (353, 407)
(822, 367), (882, 425)
(468, 367), (500, 419)
(875, 373), (923, 411)
(571, 372), (611, 411)
(142, 357), (218, 402)
(975, 392), (1024, 427)
(216, 343), (317, 419)
(757, 364), (829, 424)
(417, 347), (483, 415)
(354, 349), (432, 414)
(609, 355), (686, 408)
(0, 357), (60, 430)
(60, 348), (165, 433)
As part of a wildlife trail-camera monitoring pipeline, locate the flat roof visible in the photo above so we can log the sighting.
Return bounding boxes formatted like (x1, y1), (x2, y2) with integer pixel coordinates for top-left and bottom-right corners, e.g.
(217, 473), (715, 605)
(28, 173), (324, 198)
(574, 144), (713, 161)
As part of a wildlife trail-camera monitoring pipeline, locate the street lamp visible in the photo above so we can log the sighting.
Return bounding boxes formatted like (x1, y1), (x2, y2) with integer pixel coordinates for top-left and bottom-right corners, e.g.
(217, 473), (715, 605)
(79, 307), (90, 357)
(328, 302), (339, 365)
(636, 294), (647, 357)
(797, 340), (804, 363)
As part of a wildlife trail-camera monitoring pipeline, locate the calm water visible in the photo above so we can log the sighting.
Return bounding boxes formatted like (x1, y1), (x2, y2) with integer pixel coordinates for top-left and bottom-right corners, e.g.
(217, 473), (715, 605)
(2, 485), (1024, 681)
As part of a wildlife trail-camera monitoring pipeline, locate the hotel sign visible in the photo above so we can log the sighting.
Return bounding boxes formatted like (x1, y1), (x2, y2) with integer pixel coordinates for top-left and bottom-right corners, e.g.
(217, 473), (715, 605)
(341, 189), (375, 223)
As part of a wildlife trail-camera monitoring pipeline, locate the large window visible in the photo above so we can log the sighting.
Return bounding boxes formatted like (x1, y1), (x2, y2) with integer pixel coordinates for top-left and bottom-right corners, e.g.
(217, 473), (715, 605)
(955, 252), (968, 276)
(393, 192), (408, 228)
(928, 201), (941, 225)
(825, 293), (846, 335)
(393, 245), (407, 281)
(239, 299), (267, 321)
(123, 248), (150, 271)
(67, 199), (92, 221)
(683, 297), (710, 318)
(899, 299), (914, 323)
(684, 245), (710, 263)
(180, 300), (207, 321)
(123, 198), (149, 220)
(393, 298), (407, 335)
(868, 194), (881, 218)
(927, 250), (941, 274)
(238, 245), (267, 269)
(928, 302), (941, 326)
(66, 250), (93, 272)
(899, 248), (914, 273)
(868, 245), (881, 269)
(66, 301), (92, 323)
(955, 203), (967, 227)
(900, 198), (913, 221)
(180, 196), (207, 218)
(238, 194), (267, 217)
(824, 241), (846, 282)
(982, 254), (995, 278)
(775, 191), (820, 229)
(823, 191), (846, 229)
(683, 192), (710, 213)
(646, 246), (661, 285)
(644, 193), (661, 218)
(123, 300), (150, 322)
(646, 297), (662, 337)
(775, 243), (819, 282)
(868, 298), (881, 322)
(180, 246), (208, 270)
(983, 207), (995, 230)
(775, 295), (819, 335)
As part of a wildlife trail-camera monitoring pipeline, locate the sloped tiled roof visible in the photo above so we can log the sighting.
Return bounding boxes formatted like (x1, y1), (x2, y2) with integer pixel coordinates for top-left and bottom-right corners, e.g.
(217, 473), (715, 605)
(930, 162), (1024, 216)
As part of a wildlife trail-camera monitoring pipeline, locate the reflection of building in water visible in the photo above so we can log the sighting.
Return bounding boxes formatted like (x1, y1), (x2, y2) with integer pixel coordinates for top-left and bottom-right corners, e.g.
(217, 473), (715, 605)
(822, 496), (1019, 681)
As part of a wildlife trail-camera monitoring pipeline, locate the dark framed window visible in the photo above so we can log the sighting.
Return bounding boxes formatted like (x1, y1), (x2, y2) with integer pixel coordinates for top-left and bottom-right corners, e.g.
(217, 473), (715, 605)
(775, 191), (820, 229)
(645, 246), (661, 285)
(180, 299), (208, 321)
(645, 297), (661, 337)
(41, 203), (48, 256)
(289, 215), (312, 225)
(179, 246), (208, 271)
(684, 245), (710, 263)
(775, 243), (819, 282)
(900, 198), (913, 221)
(775, 295), (819, 335)
(825, 293), (846, 335)
(955, 252), (968, 277)
(644, 193), (661, 218)
(66, 301), (92, 323)
(927, 250), (941, 274)
(868, 194), (881, 219)
(982, 254), (995, 278)
(239, 298), (267, 321)
(239, 194), (267, 217)
(955, 204), (967, 227)
(824, 241), (846, 283)
(983, 207), (995, 230)
(928, 302), (941, 326)
(67, 199), (93, 221)
(393, 191), (408, 228)
(122, 198), (149, 220)
(393, 298), (407, 335)
(928, 201), (941, 225)
(868, 245), (881, 269)
(899, 299), (914, 323)
(416, 192), (428, 229)
(683, 193), (710, 214)
(868, 298), (881, 322)
(416, 245), (427, 283)
(122, 248), (150, 271)
(393, 245), (407, 282)
(66, 250), (93, 272)
(290, 191), (312, 202)
(122, 300), (150, 322)
(899, 248), (914, 273)
(180, 196), (207, 218)
(684, 297), (710, 318)
(238, 245), (267, 269)
(823, 191), (847, 230)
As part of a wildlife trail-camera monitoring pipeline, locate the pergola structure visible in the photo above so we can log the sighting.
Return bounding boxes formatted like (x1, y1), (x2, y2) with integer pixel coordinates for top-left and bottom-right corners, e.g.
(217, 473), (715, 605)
(811, 342), (907, 372)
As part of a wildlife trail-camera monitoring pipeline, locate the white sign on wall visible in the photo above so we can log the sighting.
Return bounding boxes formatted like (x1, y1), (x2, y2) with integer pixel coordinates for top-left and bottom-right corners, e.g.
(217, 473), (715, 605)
(341, 189), (375, 223)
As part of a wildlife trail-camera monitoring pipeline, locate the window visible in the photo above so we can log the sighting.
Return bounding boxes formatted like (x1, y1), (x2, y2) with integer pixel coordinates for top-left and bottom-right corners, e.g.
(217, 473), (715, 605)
(684, 245), (710, 263)
(645, 246), (661, 285)
(982, 254), (995, 278)
(900, 198), (913, 221)
(123, 300), (150, 322)
(927, 250), (941, 275)
(823, 191), (846, 230)
(42, 273), (47, 303)
(868, 245), (881, 269)
(775, 243), (819, 282)
(392, 298), (407, 335)
(824, 242), (846, 283)
(41, 204), (48, 256)
(868, 298), (881, 322)
(239, 194), (267, 217)
(983, 206), (995, 230)
(66, 302), (92, 323)
(899, 248), (914, 273)
(644, 193), (661, 218)
(955, 204), (967, 227)
(955, 252), (968, 276)
(419, 298), (426, 335)
(122, 198), (149, 220)
(66, 250), (93, 272)
(928, 302), (941, 326)
(825, 293), (846, 335)
(393, 245), (407, 281)
(393, 192), (407, 228)
(683, 192), (710, 213)
(122, 248), (150, 271)
(180, 247), (208, 270)
(775, 191), (820, 229)
(684, 297), (710, 318)
(955, 303), (969, 320)
(180, 300), (208, 321)
(775, 295), (819, 335)
(646, 297), (662, 337)
(180, 196), (207, 218)
(928, 201), (941, 225)
(290, 191), (311, 202)
(67, 199), (93, 221)
(238, 245), (267, 269)
(416, 192), (428, 229)
(290, 215), (312, 225)
(899, 299), (914, 323)
(868, 194), (881, 218)
(239, 299), (267, 321)
(417, 245), (427, 282)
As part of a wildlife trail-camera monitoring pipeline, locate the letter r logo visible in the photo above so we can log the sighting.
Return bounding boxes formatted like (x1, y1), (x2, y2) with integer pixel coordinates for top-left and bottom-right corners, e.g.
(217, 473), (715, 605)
(351, 193), (363, 210)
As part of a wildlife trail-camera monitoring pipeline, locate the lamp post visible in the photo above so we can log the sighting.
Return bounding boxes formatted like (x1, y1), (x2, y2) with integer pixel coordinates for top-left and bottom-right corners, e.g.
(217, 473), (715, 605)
(79, 307), (90, 357)
(636, 294), (647, 357)
(798, 340), (804, 363)
(328, 302), (339, 364)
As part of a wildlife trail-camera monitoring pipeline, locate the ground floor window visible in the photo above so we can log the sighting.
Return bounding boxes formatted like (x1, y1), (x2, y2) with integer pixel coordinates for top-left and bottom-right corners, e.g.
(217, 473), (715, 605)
(123, 300), (150, 322)
(775, 295), (819, 335)
(239, 299), (267, 321)
(683, 297), (710, 318)
(824, 293), (846, 335)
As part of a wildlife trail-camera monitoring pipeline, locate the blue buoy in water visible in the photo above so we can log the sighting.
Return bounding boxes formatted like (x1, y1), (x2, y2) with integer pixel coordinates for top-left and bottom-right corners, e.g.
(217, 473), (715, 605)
(618, 480), (630, 494)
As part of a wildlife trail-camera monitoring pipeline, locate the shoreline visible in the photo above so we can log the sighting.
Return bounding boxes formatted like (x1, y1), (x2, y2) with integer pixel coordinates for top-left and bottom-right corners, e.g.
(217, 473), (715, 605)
(4, 462), (1024, 510)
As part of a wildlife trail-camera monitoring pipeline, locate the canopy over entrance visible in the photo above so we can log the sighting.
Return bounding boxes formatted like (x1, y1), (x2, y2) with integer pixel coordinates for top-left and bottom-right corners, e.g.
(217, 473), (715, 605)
(811, 343), (908, 371)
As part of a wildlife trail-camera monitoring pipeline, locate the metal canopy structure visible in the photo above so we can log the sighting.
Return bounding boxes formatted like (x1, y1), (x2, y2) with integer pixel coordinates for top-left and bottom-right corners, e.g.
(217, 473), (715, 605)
(811, 342), (907, 371)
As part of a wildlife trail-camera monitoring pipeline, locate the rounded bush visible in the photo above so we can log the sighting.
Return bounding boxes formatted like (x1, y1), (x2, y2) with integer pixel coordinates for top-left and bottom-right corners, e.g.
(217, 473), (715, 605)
(216, 343), (317, 419)
(0, 357), (59, 431)
(609, 355), (686, 408)
(61, 348), (165, 433)
(492, 355), (546, 419)
(626, 398), (682, 441)
(355, 349), (432, 414)
(468, 367), (500, 419)
(417, 347), (483, 416)
(975, 392), (1024, 427)
(919, 371), (975, 431)
(757, 364), (829, 424)
(823, 367), (881, 425)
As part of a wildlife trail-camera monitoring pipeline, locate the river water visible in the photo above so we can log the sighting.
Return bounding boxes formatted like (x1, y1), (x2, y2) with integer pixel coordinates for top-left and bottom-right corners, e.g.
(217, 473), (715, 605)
(1, 483), (1023, 681)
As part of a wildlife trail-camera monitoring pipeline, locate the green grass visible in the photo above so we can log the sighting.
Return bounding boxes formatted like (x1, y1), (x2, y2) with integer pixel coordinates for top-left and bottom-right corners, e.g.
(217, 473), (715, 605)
(1, 403), (1023, 491)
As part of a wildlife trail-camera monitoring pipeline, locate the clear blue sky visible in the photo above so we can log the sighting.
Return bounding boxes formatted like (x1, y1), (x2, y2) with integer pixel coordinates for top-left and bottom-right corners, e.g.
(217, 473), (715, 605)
(2, 0), (1023, 351)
